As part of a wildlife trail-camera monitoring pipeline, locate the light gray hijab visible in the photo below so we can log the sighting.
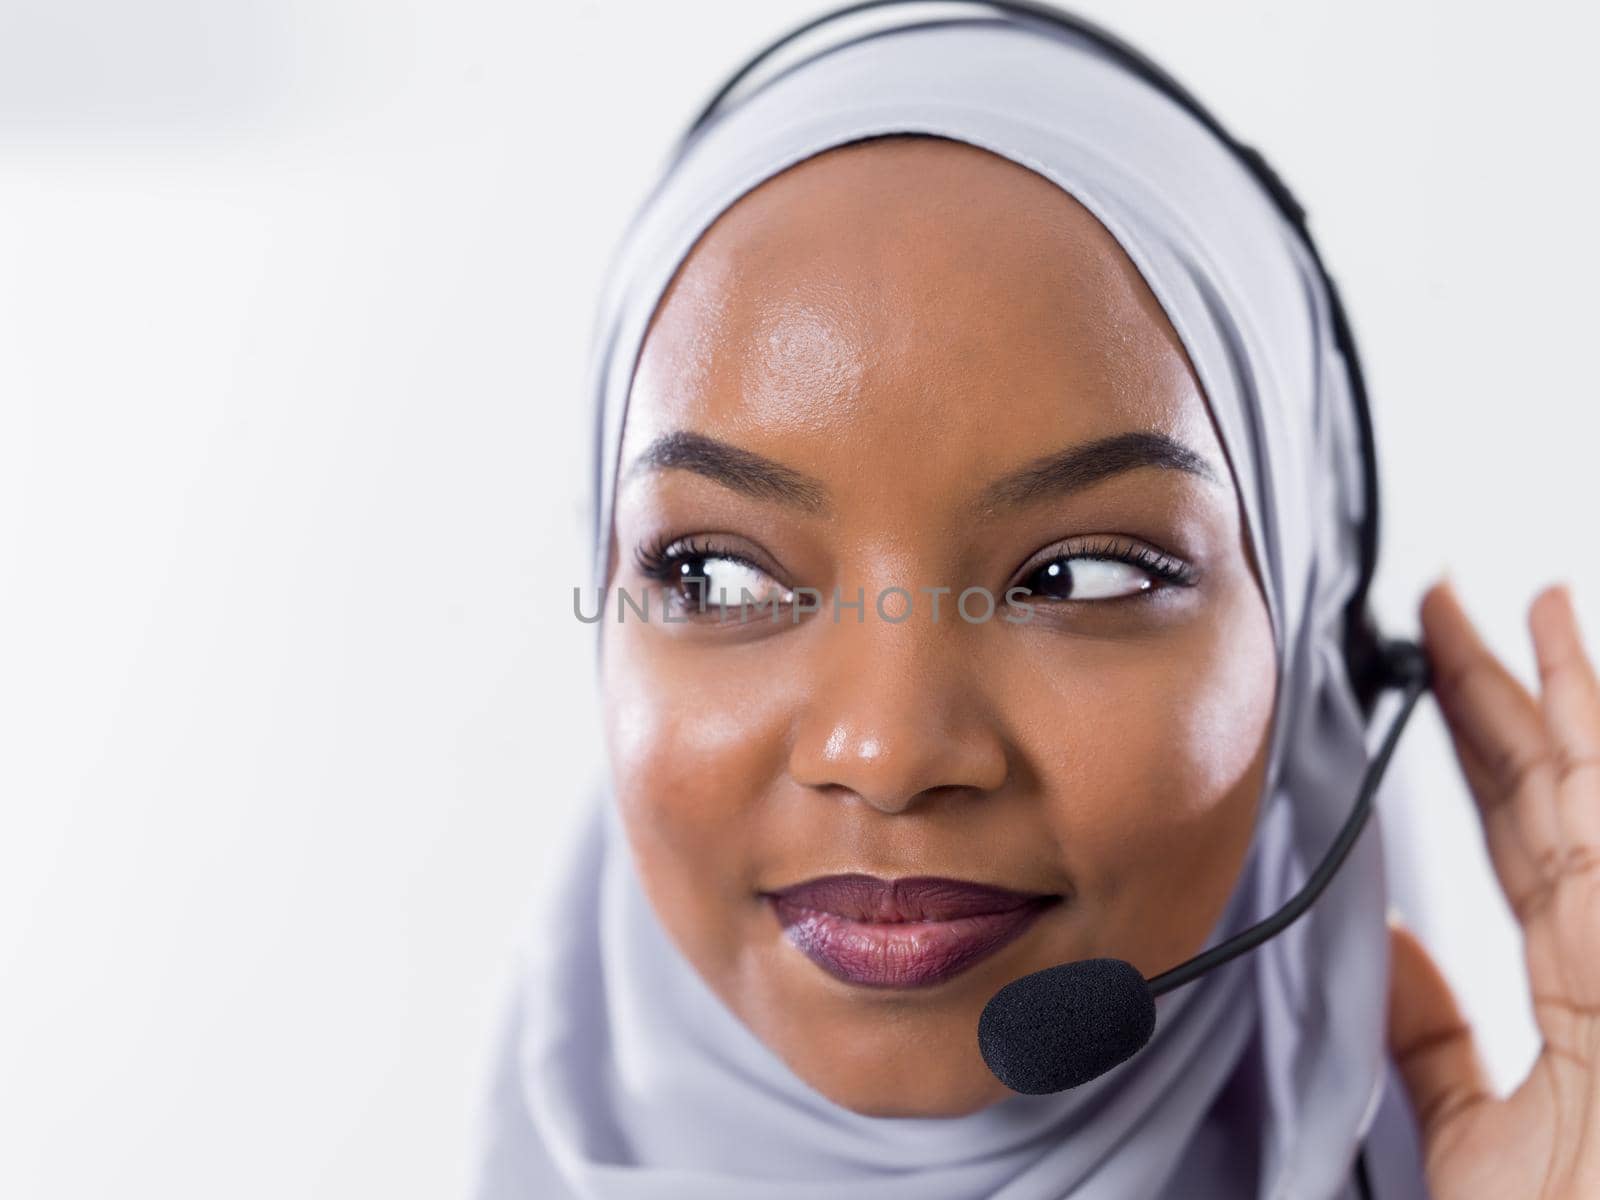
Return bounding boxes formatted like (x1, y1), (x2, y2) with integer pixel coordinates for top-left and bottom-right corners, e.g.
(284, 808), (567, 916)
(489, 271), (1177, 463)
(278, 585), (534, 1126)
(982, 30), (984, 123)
(473, 13), (1431, 1200)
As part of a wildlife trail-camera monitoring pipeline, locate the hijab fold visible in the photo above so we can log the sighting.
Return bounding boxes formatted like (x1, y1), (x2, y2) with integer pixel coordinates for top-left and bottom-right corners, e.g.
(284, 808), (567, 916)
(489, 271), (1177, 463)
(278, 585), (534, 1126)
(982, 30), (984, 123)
(474, 16), (1431, 1199)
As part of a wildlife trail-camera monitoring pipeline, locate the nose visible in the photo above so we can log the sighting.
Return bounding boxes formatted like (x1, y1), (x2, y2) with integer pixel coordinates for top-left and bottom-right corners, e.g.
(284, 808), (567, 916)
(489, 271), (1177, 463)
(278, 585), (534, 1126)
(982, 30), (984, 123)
(787, 614), (1011, 814)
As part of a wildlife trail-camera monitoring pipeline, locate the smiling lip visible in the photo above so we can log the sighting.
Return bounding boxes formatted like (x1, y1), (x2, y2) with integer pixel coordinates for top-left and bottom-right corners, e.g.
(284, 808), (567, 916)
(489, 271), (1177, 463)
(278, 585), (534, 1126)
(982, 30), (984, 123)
(762, 874), (1061, 989)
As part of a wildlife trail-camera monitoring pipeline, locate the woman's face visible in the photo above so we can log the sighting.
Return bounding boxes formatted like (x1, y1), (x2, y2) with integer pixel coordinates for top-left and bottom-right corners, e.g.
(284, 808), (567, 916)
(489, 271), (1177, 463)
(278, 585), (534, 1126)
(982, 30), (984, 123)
(600, 136), (1277, 1118)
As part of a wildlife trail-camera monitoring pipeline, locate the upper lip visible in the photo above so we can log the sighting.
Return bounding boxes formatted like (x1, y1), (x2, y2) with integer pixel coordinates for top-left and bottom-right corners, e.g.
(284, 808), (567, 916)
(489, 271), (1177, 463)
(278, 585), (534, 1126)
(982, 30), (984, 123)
(762, 873), (1058, 922)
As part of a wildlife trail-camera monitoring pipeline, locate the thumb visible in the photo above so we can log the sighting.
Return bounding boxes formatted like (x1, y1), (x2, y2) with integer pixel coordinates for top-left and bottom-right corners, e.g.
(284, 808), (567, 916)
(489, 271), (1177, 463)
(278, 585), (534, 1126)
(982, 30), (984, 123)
(1387, 915), (1495, 1156)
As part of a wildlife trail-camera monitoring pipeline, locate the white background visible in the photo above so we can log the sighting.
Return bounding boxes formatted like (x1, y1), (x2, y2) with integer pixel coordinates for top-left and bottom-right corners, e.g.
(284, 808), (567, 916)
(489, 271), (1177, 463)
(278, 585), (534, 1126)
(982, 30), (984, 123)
(2, 1), (1596, 1196)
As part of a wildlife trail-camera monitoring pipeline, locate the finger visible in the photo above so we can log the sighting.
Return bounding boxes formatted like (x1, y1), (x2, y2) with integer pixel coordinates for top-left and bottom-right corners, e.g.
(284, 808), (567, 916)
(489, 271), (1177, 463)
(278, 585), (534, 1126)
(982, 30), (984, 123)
(1386, 917), (1495, 1158)
(1529, 584), (1600, 859)
(1421, 579), (1565, 923)
(1420, 582), (1541, 907)
(1439, 689), (1550, 926)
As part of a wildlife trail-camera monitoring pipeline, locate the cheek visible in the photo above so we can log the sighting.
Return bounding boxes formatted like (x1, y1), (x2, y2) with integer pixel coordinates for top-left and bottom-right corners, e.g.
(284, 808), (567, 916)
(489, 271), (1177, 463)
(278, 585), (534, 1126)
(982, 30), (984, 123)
(1143, 621), (1277, 819)
(599, 623), (793, 899)
(1030, 601), (1276, 908)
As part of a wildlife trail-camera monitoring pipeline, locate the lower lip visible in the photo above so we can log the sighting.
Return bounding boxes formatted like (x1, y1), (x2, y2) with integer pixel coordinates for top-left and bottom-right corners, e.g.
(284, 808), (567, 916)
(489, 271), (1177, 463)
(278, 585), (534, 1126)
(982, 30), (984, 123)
(767, 896), (1058, 989)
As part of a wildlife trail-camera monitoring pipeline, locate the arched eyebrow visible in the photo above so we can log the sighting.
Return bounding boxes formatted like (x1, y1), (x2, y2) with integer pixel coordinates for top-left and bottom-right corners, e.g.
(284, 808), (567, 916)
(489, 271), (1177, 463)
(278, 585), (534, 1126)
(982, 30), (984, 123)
(622, 430), (830, 513)
(621, 428), (1221, 517)
(974, 430), (1223, 514)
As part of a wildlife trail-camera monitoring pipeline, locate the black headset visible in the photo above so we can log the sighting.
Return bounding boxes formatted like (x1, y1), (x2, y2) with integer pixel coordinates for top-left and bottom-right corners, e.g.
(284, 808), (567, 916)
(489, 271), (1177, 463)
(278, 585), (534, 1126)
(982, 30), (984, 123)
(667, 0), (1417, 721)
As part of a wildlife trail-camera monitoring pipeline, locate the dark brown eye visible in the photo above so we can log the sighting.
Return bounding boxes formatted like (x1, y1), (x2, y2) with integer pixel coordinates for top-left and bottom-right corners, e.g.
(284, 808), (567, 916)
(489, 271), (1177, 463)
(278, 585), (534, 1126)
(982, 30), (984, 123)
(635, 537), (793, 616)
(1017, 538), (1198, 604)
(1025, 557), (1155, 602)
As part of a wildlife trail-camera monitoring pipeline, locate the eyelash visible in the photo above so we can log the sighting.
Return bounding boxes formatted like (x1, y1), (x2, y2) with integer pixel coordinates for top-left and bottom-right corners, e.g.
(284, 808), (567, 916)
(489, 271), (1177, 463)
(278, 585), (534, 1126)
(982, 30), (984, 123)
(1018, 535), (1200, 598)
(633, 535), (767, 589)
(633, 533), (1198, 608)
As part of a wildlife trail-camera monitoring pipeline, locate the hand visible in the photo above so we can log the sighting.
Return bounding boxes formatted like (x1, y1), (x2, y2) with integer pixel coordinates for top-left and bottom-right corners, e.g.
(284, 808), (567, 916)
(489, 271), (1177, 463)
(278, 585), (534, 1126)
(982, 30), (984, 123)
(1387, 578), (1600, 1199)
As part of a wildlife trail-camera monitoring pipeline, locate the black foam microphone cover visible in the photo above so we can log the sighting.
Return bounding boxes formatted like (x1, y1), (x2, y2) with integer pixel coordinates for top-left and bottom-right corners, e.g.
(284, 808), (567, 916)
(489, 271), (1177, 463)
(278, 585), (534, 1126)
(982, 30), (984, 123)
(977, 958), (1156, 1095)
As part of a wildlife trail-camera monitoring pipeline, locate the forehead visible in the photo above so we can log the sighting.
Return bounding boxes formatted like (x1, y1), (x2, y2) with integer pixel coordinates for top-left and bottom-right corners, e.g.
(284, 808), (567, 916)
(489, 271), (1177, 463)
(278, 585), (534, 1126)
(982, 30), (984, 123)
(624, 134), (1227, 505)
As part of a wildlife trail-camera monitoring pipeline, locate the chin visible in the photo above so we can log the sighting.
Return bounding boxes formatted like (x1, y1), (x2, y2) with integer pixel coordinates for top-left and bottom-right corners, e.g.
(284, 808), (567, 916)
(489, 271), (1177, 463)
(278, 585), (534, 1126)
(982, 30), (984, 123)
(816, 1070), (1014, 1119)
(774, 1011), (1019, 1118)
